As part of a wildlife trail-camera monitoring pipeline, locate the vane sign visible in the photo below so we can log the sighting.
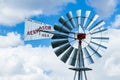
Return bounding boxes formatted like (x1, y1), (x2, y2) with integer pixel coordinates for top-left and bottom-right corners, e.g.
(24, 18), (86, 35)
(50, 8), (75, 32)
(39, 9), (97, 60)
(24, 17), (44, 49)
(24, 19), (54, 41)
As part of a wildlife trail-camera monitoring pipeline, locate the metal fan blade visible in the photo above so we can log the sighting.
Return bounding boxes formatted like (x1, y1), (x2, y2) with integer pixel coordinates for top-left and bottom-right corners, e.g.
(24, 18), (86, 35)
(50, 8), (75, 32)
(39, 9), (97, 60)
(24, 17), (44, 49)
(88, 45), (102, 58)
(91, 28), (108, 35)
(91, 37), (109, 40)
(88, 20), (105, 31)
(83, 11), (91, 27)
(54, 25), (70, 34)
(59, 16), (72, 30)
(66, 11), (76, 28)
(52, 34), (68, 39)
(76, 10), (81, 25)
(90, 41), (107, 49)
(54, 43), (71, 56)
(83, 47), (94, 64)
(76, 10), (84, 32)
(85, 14), (99, 29)
(61, 46), (74, 63)
(51, 39), (69, 48)
(70, 49), (78, 66)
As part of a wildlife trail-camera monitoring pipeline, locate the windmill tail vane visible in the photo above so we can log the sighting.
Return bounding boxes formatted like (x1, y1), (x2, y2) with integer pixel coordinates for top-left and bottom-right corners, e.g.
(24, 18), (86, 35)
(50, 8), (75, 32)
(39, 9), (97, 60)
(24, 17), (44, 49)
(24, 9), (109, 80)
(24, 19), (54, 41)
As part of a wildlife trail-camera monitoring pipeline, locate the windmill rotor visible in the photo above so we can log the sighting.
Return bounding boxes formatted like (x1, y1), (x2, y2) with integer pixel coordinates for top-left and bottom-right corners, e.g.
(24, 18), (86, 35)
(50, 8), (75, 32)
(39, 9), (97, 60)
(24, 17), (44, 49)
(51, 9), (109, 80)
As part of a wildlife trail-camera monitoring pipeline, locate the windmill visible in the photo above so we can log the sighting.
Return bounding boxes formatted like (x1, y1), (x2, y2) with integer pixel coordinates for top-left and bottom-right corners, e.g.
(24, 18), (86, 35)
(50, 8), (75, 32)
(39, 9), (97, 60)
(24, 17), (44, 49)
(24, 9), (109, 80)
(51, 9), (109, 80)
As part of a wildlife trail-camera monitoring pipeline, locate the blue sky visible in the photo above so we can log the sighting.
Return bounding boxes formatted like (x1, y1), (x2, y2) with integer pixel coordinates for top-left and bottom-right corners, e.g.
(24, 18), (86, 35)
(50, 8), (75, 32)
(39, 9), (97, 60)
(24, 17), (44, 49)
(0, 0), (120, 80)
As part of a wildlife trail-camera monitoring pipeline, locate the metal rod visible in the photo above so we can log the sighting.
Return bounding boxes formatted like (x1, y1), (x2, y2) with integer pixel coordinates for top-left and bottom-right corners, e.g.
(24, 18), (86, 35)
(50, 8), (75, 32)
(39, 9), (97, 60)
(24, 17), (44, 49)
(78, 71), (80, 80)
(79, 42), (83, 80)
(84, 70), (87, 80)
(74, 71), (77, 80)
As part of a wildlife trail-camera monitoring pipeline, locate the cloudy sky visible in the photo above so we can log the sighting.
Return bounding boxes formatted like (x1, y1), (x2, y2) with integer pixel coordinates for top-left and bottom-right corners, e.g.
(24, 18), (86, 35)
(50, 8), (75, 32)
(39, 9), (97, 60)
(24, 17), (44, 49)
(0, 0), (120, 80)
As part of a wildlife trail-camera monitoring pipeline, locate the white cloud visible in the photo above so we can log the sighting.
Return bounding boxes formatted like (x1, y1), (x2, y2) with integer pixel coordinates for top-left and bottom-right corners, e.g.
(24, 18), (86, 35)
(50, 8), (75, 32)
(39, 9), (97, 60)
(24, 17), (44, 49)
(0, 43), (73, 80)
(0, 6), (42, 26)
(0, 0), (76, 26)
(86, 0), (118, 18)
(104, 57), (120, 76)
(111, 15), (120, 28)
(0, 32), (23, 48)
(103, 29), (120, 77)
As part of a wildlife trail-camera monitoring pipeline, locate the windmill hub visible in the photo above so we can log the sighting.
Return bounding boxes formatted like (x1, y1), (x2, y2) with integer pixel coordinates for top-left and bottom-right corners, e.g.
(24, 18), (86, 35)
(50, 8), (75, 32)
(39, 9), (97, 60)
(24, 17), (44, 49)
(77, 33), (86, 40)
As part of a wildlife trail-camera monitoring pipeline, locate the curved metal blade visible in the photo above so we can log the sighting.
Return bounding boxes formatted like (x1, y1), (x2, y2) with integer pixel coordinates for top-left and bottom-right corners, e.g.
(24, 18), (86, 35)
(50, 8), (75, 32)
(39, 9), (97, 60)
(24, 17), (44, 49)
(90, 41), (107, 49)
(91, 37), (109, 40)
(85, 14), (99, 29)
(59, 16), (72, 30)
(70, 49), (78, 66)
(52, 34), (68, 39)
(66, 11), (76, 28)
(51, 39), (69, 48)
(83, 47), (94, 64)
(83, 11), (91, 27)
(76, 10), (81, 25)
(76, 10), (84, 32)
(88, 45), (102, 58)
(54, 25), (70, 34)
(88, 20), (105, 31)
(61, 46), (74, 63)
(54, 43), (71, 56)
(91, 28), (108, 35)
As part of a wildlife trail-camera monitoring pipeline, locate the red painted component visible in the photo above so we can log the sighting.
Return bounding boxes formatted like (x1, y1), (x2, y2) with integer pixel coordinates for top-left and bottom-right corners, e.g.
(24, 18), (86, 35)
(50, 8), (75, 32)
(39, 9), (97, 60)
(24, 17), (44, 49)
(77, 33), (86, 40)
